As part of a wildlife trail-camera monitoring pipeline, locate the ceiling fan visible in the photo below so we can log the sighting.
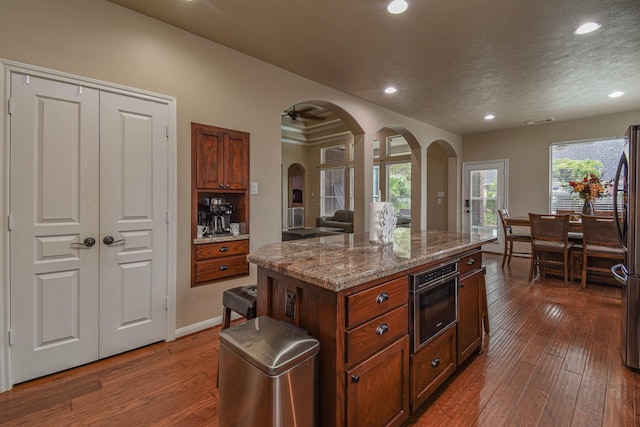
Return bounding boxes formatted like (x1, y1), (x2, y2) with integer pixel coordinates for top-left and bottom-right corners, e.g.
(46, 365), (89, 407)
(282, 105), (326, 121)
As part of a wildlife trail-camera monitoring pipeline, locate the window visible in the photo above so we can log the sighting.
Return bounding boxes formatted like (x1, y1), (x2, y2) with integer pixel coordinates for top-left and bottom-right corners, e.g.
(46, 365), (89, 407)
(320, 168), (345, 216)
(387, 162), (411, 216)
(321, 145), (345, 164)
(550, 137), (625, 213)
(387, 135), (410, 156)
(373, 165), (380, 202)
(320, 144), (348, 216)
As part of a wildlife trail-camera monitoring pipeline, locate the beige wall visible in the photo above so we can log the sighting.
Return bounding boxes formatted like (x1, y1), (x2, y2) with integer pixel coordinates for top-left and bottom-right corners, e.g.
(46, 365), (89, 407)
(0, 0), (461, 330)
(426, 143), (448, 230)
(462, 110), (640, 217)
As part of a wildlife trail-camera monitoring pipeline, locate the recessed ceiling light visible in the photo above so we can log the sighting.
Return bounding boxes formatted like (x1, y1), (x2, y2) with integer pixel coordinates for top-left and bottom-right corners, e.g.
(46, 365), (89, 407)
(574, 22), (602, 35)
(387, 0), (408, 14)
(484, 114), (495, 120)
(384, 87), (398, 94)
(608, 91), (625, 98)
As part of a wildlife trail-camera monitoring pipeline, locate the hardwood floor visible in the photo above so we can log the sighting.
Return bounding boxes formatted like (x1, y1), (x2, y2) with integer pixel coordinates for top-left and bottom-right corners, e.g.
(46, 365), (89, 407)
(1, 254), (638, 426)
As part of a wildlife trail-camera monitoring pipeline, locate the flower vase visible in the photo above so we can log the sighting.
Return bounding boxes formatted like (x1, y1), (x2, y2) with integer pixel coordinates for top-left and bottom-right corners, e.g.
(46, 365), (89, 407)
(582, 199), (595, 216)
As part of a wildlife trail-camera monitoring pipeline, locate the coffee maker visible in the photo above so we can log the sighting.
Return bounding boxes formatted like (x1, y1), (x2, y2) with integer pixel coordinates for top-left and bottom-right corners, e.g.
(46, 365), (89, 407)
(207, 200), (234, 235)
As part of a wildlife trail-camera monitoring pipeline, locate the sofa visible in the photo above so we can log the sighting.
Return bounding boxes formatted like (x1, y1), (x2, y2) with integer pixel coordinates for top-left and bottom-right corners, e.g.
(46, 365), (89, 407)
(316, 209), (353, 233)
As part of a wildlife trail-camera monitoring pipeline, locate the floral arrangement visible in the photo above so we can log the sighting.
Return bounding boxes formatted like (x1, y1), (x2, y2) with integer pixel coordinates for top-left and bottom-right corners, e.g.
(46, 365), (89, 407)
(568, 173), (610, 201)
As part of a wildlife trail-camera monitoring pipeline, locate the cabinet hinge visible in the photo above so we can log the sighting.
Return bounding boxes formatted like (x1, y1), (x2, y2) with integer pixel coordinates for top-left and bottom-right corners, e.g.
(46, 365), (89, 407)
(165, 211), (169, 224)
(7, 214), (14, 230)
(8, 98), (13, 115)
(166, 125), (169, 141)
(8, 330), (13, 347)
(165, 297), (169, 310)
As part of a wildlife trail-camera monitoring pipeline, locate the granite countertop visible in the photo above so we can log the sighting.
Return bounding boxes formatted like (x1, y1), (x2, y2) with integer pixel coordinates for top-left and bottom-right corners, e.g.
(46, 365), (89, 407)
(193, 234), (250, 245)
(247, 228), (496, 291)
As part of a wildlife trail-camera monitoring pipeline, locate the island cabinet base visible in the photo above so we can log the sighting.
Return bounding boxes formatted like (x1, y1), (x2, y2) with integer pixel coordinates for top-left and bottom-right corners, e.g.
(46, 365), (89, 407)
(256, 267), (410, 427)
(253, 243), (489, 426)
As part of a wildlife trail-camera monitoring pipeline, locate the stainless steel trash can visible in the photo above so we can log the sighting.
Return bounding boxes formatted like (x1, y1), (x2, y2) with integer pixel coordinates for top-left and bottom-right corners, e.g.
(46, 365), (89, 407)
(219, 316), (319, 427)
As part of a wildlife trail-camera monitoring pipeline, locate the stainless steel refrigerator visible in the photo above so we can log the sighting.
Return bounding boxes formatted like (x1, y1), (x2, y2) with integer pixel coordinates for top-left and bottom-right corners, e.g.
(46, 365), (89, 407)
(612, 124), (640, 370)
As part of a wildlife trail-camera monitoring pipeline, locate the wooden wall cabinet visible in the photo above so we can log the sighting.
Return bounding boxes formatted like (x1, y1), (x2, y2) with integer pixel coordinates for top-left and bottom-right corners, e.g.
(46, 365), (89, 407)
(193, 123), (249, 190)
(191, 122), (250, 286)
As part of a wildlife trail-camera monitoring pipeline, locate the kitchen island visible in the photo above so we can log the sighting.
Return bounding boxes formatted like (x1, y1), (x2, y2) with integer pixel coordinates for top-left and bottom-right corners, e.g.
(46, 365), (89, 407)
(247, 228), (496, 427)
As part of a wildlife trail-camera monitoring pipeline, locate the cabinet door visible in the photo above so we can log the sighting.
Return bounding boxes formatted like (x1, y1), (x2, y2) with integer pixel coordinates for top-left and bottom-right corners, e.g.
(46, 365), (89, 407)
(346, 336), (409, 427)
(194, 125), (225, 189)
(224, 131), (249, 190)
(457, 270), (482, 364)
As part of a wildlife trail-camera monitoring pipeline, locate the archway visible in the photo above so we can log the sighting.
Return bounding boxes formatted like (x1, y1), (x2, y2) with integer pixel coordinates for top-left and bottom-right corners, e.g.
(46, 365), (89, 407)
(281, 101), (364, 234)
(372, 126), (422, 231)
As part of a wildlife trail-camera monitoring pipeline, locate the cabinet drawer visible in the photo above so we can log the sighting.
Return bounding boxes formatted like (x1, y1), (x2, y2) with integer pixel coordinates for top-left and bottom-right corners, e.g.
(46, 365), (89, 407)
(346, 277), (408, 328)
(196, 240), (249, 260)
(346, 304), (408, 365)
(459, 251), (482, 277)
(410, 325), (456, 411)
(195, 255), (249, 283)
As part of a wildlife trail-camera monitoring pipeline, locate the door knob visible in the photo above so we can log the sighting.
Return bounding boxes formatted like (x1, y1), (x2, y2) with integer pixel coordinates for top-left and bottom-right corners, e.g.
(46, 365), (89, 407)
(71, 237), (96, 248)
(103, 236), (125, 245)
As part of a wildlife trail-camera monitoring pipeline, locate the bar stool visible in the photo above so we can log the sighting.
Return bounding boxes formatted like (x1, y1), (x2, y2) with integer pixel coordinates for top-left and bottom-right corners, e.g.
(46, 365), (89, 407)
(221, 285), (257, 330)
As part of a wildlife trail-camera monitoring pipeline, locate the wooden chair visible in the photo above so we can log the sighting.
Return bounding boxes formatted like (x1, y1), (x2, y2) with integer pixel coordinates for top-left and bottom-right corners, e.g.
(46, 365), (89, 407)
(528, 213), (575, 285)
(580, 215), (625, 290)
(498, 209), (531, 268)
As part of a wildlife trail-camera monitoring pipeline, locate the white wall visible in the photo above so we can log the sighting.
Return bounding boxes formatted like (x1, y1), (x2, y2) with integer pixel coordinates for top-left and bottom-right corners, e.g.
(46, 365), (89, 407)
(0, 0), (461, 330)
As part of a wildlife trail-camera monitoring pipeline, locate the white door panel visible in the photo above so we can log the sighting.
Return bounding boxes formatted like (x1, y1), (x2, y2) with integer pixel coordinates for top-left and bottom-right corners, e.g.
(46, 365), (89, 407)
(98, 92), (167, 358)
(10, 75), (169, 383)
(10, 73), (100, 383)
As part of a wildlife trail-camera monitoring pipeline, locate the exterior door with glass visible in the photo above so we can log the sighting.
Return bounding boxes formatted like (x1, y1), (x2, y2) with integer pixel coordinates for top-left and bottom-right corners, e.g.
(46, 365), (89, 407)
(462, 160), (507, 253)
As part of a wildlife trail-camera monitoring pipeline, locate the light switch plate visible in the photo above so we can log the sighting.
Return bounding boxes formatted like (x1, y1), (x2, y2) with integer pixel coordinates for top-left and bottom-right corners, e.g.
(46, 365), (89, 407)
(251, 182), (258, 194)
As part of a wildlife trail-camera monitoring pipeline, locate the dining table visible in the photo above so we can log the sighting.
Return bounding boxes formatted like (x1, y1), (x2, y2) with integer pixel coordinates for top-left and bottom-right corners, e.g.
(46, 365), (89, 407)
(505, 216), (584, 234)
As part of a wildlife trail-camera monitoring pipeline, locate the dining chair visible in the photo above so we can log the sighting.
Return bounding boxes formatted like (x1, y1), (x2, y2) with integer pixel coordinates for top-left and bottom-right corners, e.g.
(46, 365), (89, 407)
(528, 213), (575, 285)
(580, 215), (625, 291)
(498, 209), (531, 268)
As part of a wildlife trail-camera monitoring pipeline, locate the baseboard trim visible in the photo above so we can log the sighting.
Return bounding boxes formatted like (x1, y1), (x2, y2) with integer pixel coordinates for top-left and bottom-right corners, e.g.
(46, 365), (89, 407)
(174, 312), (242, 339)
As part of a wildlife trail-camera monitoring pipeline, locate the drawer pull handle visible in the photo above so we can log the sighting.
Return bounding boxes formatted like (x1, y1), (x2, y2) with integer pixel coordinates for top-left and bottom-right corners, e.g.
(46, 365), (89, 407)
(376, 291), (389, 304)
(351, 375), (360, 383)
(467, 258), (476, 265)
(431, 357), (440, 368)
(219, 246), (229, 252)
(376, 323), (389, 336)
(219, 265), (229, 271)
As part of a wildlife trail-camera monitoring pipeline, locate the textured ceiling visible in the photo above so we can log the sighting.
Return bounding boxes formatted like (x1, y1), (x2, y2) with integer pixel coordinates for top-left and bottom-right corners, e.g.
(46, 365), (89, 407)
(107, 0), (640, 136)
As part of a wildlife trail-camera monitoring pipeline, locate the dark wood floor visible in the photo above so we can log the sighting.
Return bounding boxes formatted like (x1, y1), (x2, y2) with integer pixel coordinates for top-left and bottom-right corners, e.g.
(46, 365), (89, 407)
(1, 254), (638, 426)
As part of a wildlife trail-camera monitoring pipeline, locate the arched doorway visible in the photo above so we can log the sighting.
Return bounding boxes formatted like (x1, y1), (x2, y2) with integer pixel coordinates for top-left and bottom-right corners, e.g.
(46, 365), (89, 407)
(281, 101), (364, 233)
(372, 126), (421, 231)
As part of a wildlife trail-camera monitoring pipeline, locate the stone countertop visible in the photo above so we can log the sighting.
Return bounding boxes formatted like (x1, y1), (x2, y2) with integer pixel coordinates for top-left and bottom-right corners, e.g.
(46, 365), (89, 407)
(247, 228), (496, 291)
(192, 234), (250, 245)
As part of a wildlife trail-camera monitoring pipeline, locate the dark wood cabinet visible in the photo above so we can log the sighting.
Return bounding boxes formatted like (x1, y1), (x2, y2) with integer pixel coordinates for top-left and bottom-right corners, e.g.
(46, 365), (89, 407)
(457, 250), (483, 365)
(191, 122), (250, 286)
(346, 337), (409, 427)
(193, 123), (249, 190)
(410, 325), (456, 411)
(255, 247), (487, 426)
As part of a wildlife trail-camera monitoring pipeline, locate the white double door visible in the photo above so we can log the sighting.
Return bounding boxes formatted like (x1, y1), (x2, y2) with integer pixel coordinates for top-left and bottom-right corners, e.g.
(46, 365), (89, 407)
(9, 73), (168, 383)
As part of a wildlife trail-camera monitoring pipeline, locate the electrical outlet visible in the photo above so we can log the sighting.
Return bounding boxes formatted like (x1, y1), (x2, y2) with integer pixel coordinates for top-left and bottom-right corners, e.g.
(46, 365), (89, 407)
(285, 290), (296, 319)
(251, 182), (258, 195)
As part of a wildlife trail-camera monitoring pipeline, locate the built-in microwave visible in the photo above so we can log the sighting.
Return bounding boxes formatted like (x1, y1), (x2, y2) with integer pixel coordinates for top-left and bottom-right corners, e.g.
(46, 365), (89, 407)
(409, 261), (458, 353)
